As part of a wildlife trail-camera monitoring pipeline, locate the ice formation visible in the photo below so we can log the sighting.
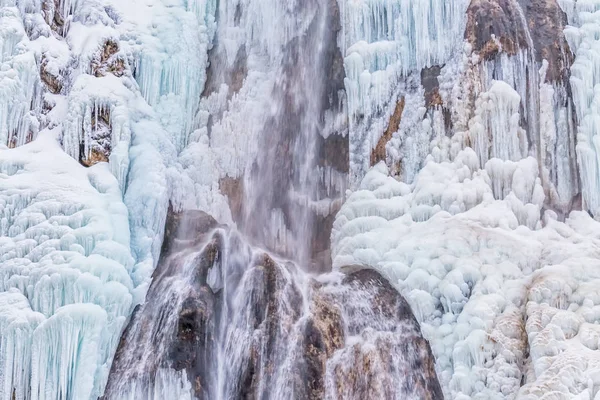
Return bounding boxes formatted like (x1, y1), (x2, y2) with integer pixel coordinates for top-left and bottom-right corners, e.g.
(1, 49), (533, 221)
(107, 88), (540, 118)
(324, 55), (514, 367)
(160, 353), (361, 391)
(0, 134), (133, 399)
(0, 0), (215, 398)
(332, 153), (600, 399)
(330, 0), (600, 397)
(3, 0), (600, 398)
(563, 0), (600, 216)
(338, 0), (470, 184)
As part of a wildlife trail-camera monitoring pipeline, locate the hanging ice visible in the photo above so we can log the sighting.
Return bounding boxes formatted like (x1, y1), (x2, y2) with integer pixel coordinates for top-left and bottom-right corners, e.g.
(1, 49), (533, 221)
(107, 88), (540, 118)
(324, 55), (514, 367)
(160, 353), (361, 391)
(331, 150), (600, 399)
(337, 0), (470, 184)
(0, 134), (134, 399)
(562, 0), (600, 215)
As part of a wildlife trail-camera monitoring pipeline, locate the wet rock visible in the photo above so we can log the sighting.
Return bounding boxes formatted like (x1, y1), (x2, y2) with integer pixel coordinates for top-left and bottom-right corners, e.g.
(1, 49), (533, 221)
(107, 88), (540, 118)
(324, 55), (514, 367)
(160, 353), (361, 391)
(330, 269), (444, 400)
(318, 133), (349, 174)
(299, 291), (345, 399)
(464, 0), (530, 59)
(517, 0), (572, 84)
(371, 97), (405, 166)
(219, 176), (244, 223)
(107, 216), (443, 400)
(421, 66), (443, 108)
(202, 42), (248, 99)
(161, 205), (219, 255)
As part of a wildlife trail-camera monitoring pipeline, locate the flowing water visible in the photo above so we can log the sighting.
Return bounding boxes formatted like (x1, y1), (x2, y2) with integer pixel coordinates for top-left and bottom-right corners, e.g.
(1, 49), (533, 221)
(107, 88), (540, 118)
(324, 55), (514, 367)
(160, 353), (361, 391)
(103, 0), (442, 398)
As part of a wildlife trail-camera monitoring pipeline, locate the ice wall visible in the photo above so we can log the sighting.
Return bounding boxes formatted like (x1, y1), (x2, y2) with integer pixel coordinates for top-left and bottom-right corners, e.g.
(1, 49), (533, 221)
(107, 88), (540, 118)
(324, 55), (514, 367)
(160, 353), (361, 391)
(332, 153), (600, 399)
(339, 0), (580, 214)
(336, 0), (470, 184)
(0, 135), (134, 399)
(0, 0), (216, 398)
(330, 0), (597, 397)
(562, 0), (600, 215)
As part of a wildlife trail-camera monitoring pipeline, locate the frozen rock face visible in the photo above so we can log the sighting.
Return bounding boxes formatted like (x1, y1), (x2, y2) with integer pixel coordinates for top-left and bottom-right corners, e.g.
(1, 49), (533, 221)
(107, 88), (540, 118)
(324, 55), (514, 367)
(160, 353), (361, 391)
(330, 1), (600, 398)
(332, 156), (600, 399)
(338, 0), (580, 214)
(0, 134), (135, 400)
(5, 0), (600, 399)
(104, 210), (443, 400)
(0, 0), (214, 398)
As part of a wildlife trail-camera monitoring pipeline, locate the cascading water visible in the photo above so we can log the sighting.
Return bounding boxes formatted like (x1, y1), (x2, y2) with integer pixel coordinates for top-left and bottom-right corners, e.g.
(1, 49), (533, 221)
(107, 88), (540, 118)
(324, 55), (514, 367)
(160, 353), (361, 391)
(237, 0), (327, 266)
(104, 212), (442, 399)
(103, 0), (442, 398)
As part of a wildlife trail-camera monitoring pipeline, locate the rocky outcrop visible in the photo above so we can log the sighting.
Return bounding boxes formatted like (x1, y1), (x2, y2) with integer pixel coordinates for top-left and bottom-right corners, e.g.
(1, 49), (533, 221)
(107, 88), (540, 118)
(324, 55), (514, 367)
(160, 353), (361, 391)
(91, 40), (126, 78)
(464, 0), (530, 59)
(104, 211), (442, 400)
(464, 0), (572, 84)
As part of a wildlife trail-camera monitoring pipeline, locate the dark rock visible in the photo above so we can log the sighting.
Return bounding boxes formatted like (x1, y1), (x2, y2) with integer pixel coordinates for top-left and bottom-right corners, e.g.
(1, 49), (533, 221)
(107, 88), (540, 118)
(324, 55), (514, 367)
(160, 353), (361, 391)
(517, 0), (573, 84)
(160, 205), (219, 256)
(421, 66), (443, 108)
(318, 133), (349, 174)
(464, 0), (530, 60)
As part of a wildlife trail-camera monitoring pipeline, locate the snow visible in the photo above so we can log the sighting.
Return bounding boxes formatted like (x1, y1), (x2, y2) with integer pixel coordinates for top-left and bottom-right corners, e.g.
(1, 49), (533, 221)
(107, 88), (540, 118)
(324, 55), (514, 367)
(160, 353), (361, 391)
(332, 152), (600, 399)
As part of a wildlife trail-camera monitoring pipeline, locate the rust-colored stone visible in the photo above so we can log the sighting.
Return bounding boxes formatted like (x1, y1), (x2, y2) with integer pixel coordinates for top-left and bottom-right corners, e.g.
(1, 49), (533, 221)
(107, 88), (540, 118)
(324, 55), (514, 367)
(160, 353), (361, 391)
(219, 176), (244, 223)
(370, 97), (405, 166)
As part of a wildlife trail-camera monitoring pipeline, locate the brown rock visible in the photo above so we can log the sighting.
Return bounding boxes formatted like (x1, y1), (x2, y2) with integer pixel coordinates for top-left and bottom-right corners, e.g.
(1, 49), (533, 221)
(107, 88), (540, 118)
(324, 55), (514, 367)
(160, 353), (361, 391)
(219, 176), (244, 223)
(371, 97), (405, 166)
(464, 0), (530, 60)
(516, 0), (573, 84)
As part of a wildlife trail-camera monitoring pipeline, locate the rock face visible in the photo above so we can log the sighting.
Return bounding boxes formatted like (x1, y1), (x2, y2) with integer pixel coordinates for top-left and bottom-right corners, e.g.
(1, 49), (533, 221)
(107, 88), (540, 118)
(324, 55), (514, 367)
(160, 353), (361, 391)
(464, 0), (531, 59)
(104, 209), (442, 400)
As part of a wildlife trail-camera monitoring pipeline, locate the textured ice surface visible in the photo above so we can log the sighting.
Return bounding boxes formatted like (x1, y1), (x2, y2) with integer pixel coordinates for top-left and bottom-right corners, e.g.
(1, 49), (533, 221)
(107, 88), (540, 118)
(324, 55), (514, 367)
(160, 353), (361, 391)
(332, 152), (600, 399)
(563, 0), (600, 215)
(0, 134), (134, 399)
(337, 0), (470, 184)
(0, 0), (216, 398)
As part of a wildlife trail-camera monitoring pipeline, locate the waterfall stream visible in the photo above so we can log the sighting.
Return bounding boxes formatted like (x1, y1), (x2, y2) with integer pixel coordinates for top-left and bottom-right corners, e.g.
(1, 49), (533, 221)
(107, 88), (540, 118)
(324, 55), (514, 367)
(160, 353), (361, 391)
(102, 1), (442, 398)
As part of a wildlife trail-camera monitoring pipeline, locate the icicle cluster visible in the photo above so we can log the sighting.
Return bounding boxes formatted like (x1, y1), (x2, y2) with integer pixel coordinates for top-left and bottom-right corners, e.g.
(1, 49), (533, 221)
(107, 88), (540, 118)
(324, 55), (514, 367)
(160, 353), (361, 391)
(332, 150), (600, 399)
(0, 3), (42, 148)
(337, 0), (470, 184)
(0, 0), (217, 399)
(0, 135), (134, 400)
(563, 0), (600, 215)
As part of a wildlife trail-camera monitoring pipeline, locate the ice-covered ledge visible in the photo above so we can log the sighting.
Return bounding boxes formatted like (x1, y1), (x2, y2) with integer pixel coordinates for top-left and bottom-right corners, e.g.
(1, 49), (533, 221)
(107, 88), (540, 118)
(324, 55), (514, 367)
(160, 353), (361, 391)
(332, 152), (600, 399)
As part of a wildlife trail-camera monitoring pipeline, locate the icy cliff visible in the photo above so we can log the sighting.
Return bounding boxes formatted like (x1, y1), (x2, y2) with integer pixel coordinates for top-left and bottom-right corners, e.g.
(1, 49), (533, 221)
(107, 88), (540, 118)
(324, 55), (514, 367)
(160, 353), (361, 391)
(331, 0), (600, 398)
(0, 0), (214, 398)
(3, 0), (600, 398)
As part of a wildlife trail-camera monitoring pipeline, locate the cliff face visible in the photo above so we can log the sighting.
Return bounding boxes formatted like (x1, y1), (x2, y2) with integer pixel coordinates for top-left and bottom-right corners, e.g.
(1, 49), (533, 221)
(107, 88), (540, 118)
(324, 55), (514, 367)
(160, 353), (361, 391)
(332, 1), (600, 398)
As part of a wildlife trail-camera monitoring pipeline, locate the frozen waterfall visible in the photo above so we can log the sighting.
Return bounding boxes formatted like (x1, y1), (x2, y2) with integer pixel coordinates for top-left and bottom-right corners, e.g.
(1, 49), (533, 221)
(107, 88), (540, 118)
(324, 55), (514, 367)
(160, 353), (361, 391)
(4, 0), (600, 399)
